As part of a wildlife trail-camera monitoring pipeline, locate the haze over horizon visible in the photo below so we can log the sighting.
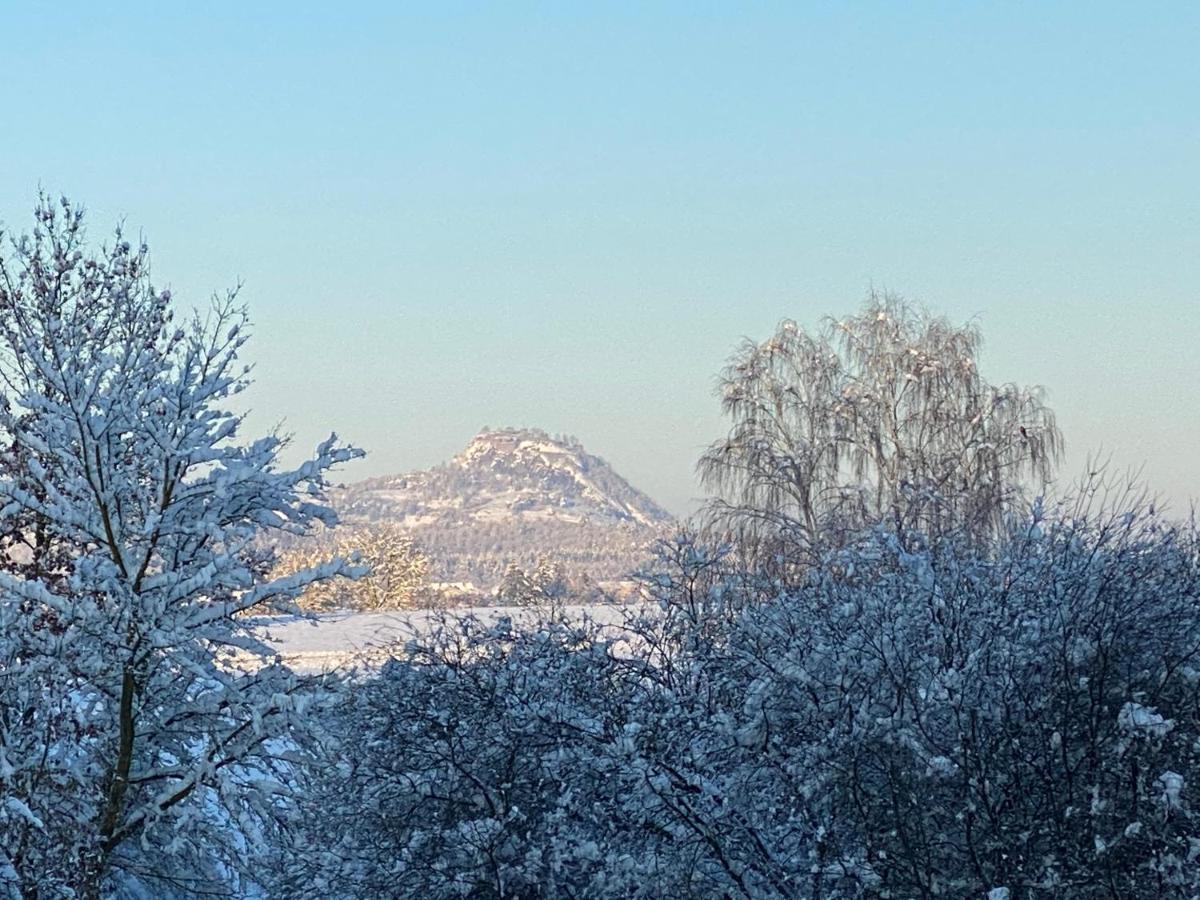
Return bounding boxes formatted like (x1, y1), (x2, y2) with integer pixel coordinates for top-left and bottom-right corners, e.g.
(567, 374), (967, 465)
(3, 3), (1197, 515)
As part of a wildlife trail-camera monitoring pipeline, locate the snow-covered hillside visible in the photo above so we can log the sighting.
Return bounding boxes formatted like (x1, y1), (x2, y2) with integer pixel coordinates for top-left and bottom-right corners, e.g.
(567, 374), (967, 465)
(339, 427), (672, 528)
(329, 428), (674, 592)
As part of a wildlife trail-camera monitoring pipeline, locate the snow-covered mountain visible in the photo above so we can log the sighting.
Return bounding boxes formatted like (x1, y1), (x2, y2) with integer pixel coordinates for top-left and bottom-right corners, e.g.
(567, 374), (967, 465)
(333, 428), (674, 594)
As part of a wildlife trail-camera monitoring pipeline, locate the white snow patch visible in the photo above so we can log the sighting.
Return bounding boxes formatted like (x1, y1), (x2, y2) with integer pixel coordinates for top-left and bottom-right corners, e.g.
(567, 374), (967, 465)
(1159, 771), (1185, 809)
(1117, 702), (1174, 738)
(252, 604), (650, 672)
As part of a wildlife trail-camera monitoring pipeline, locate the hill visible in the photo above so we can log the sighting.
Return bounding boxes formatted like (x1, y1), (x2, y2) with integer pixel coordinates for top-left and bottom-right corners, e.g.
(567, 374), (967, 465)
(333, 428), (674, 596)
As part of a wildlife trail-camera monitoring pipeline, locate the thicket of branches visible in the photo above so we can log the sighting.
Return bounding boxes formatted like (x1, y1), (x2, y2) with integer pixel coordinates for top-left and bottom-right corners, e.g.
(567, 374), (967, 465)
(279, 497), (1200, 899)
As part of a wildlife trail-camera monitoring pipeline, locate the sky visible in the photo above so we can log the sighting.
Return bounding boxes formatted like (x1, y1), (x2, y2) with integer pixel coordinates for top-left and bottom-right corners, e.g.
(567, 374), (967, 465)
(2, 3), (1197, 515)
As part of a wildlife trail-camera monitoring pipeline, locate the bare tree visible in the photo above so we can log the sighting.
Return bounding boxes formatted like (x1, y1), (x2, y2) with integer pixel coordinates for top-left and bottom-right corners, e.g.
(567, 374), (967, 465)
(274, 522), (430, 611)
(700, 293), (1062, 567)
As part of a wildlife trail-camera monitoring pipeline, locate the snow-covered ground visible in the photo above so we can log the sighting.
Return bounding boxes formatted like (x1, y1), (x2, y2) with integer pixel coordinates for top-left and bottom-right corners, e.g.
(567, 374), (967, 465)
(255, 603), (646, 672)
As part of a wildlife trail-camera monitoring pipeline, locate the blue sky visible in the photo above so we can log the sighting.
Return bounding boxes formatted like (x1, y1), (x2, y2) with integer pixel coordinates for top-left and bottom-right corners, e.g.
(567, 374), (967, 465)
(3, 3), (1197, 514)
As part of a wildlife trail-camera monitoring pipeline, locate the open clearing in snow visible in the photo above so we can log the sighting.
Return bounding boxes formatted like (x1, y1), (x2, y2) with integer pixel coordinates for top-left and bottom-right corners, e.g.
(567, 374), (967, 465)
(256, 603), (647, 671)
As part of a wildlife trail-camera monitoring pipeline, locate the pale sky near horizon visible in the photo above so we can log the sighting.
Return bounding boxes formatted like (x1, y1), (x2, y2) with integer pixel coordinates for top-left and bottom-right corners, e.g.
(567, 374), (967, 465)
(3, 3), (1197, 515)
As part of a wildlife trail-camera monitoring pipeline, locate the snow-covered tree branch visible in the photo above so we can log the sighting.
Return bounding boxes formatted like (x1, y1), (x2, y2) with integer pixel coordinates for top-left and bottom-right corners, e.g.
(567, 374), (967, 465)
(0, 195), (362, 898)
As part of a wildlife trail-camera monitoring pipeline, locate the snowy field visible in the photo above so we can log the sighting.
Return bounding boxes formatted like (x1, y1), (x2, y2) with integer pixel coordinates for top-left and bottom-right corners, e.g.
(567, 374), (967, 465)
(255, 603), (648, 671)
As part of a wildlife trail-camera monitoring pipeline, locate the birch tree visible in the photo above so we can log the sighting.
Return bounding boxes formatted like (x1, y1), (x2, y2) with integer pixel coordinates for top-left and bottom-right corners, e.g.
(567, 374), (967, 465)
(700, 293), (1062, 568)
